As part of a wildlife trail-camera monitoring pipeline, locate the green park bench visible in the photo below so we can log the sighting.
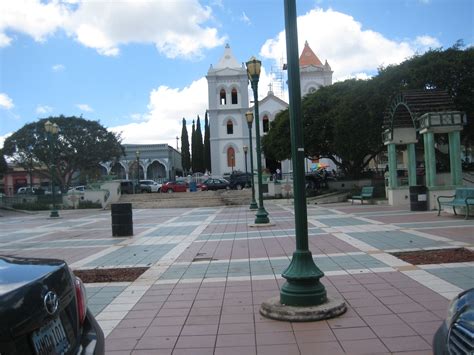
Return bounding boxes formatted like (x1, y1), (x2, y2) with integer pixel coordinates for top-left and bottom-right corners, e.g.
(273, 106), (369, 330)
(437, 187), (474, 220)
(351, 186), (374, 205)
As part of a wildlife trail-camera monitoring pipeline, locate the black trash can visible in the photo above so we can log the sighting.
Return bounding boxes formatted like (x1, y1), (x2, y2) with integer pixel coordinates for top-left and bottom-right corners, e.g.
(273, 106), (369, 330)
(111, 203), (133, 236)
(409, 185), (428, 211)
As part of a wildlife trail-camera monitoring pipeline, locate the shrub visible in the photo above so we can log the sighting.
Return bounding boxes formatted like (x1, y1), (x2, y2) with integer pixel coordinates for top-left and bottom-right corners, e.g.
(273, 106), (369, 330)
(77, 200), (102, 209)
(12, 202), (50, 211)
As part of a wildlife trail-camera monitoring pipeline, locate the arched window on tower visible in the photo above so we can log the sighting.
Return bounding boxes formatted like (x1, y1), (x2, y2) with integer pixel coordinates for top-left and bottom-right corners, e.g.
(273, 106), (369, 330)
(226, 120), (233, 134)
(220, 89), (226, 105)
(263, 115), (270, 133)
(227, 147), (235, 168)
(231, 88), (238, 104)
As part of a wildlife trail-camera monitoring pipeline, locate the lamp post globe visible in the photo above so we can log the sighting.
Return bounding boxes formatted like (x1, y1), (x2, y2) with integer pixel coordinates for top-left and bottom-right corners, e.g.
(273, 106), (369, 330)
(245, 111), (258, 210)
(246, 57), (269, 224)
(44, 120), (60, 218)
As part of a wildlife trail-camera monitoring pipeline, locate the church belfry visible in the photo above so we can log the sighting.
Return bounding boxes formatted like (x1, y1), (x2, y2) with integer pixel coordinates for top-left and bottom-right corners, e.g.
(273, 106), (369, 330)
(206, 44), (250, 176)
(299, 41), (333, 96)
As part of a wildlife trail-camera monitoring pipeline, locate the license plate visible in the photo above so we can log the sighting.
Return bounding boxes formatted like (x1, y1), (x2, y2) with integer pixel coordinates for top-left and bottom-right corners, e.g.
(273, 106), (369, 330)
(31, 317), (70, 355)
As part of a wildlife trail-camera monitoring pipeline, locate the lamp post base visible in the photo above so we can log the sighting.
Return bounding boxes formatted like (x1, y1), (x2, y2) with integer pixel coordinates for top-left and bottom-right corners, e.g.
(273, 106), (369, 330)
(280, 250), (327, 306)
(260, 296), (346, 322)
(49, 210), (60, 218)
(254, 207), (269, 224)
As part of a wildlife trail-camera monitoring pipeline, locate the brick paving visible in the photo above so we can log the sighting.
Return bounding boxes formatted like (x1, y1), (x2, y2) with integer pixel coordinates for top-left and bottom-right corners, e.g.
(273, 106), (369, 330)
(1, 200), (473, 354)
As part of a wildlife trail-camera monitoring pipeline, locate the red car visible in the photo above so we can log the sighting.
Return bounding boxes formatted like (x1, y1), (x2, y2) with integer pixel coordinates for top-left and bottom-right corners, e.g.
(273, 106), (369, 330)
(160, 181), (187, 193)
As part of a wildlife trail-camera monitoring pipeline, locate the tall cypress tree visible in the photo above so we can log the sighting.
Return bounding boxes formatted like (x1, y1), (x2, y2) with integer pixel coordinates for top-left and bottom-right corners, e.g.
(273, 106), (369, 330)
(195, 115), (204, 173)
(191, 120), (196, 173)
(203, 111), (211, 173)
(180, 118), (191, 174)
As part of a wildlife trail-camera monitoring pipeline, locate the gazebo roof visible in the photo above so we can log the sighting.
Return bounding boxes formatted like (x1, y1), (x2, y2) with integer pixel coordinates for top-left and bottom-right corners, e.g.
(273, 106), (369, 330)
(383, 89), (456, 129)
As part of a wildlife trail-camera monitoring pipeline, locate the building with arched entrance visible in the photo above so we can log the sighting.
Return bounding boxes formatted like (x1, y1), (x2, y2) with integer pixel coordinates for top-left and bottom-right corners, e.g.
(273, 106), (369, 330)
(100, 144), (182, 182)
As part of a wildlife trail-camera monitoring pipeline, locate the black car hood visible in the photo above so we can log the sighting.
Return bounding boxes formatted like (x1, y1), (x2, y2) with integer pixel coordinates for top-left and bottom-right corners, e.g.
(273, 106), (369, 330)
(0, 256), (65, 297)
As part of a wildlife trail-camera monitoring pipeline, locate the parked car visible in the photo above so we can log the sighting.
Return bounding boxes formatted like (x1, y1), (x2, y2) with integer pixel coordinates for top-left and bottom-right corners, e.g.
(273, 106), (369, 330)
(0, 256), (104, 354)
(160, 181), (187, 193)
(201, 178), (230, 191)
(139, 180), (161, 193)
(228, 172), (252, 190)
(17, 187), (37, 195)
(68, 185), (86, 193)
(433, 288), (474, 355)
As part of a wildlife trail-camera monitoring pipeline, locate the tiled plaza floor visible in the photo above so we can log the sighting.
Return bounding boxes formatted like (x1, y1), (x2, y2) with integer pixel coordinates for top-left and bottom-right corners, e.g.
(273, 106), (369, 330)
(1, 201), (473, 354)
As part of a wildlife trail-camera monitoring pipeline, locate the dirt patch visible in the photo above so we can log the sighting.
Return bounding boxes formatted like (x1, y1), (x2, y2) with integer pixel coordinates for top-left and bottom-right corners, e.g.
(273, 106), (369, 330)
(391, 248), (474, 265)
(74, 267), (148, 283)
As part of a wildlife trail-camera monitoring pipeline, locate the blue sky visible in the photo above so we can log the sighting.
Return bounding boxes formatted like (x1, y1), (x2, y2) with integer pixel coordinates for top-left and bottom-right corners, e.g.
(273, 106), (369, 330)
(1, 0), (472, 148)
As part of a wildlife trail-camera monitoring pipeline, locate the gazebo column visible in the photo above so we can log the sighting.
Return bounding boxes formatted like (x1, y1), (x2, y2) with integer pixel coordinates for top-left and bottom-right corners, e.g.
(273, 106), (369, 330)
(387, 143), (398, 188)
(407, 143), (417, 186)
(449, 131), (462, 186)
(423, 132), (436, 187)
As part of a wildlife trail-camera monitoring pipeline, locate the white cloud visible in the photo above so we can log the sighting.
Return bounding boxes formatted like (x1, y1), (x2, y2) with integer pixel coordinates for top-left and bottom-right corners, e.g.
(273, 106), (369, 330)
(260, 8), (439, 81)
(110, 77), (209, 147)
(240, 12), (251, 25)
(52, 64), (65, 72)
(0, 132), (12, 149)
(1, 0), (225, 58)
(36, 105), (53, 114)
(76, 103), (93, 112)
(0, 93), (14, 109)
(0, 0), (67, 47)
(414, 35), (441, 50)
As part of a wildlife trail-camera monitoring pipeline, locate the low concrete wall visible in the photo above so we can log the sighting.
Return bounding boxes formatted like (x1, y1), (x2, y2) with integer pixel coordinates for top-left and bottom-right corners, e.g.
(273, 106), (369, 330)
(64, 181), (120, 209)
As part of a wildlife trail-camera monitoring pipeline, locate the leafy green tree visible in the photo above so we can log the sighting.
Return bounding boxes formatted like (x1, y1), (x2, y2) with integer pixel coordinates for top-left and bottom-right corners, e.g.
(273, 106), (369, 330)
(3, 115), (123, 190)
(262, 44), (473, 178)
(0, 149), (8, 174)
(194, 115), (204, 173)
(203, 111), (211, 172)
(180, 118), (191, 173)
(191, 120), (196, 172)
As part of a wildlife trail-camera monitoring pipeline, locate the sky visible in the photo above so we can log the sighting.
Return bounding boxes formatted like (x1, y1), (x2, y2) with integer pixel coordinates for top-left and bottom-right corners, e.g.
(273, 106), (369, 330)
(0, 0), (473, 149)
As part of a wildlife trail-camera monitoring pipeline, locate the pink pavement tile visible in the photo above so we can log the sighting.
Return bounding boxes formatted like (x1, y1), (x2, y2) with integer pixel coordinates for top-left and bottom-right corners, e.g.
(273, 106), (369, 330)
(157, 307), (190, 317)
(124, 309), (160, 319)
(372, 323), (418, 338)
(340, 338), (389, 354)
(172, 348), (215, 355)
(379, 294), (415, 305)
(218, 322), (255, 335)
(353, 305), (393, 317)
(185, 315), (220, 325)
(143, 325), (182, 337)
(299, 341), (346, 355)
(105, 338), (138, 351)
(162, 300), (194, 309)
(381, 335), (432, 352)
(347, 296), (384, 308)
(397, 311), (442, 324)
(174, 335), (217, 349)
(294, 328), (337, 343)
(134, 336), (178, 350)
(131, 350), (172, 355)
(220, 313), (254, 324)
(216, 333), (256, 347)
(409, 320), (444, 336)
(328, 316), (366, 329)
(214, 346), (257, 355)
(189, 307), (221, 316)
(221, 305), (254, 314)
(362, 314), (405, 326)
(180, 324), (219, 336)
(333, 326), (377, 341)
(387, 302), (427, 313)
(256, 344), (301, 355)
(291, 320), (331, 331)
(106, 327), (147, 339)
(150, 316), (187, 326)
(256, 331), (296, 346)
(255, 321), (293, 333)
(117, 317), (153, 328)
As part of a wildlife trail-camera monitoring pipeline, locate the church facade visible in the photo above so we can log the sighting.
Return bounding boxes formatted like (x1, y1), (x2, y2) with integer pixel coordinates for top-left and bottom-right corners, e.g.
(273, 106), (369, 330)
(206, 42), (333, 176)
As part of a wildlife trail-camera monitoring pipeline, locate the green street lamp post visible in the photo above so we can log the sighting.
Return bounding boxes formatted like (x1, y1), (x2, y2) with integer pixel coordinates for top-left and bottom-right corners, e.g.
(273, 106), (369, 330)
(246, 57), (270, 224)
(243, 145), (249, 181)
(44, 120), (60, 218)
(280, 0), (327, 306)
(135, 150), (140, 194)
(245, 111), (258, 210)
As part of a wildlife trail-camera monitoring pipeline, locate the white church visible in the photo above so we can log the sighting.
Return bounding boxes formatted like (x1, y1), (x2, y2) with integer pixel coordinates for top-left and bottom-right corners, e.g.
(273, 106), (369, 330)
(206, 42), (333, 177)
